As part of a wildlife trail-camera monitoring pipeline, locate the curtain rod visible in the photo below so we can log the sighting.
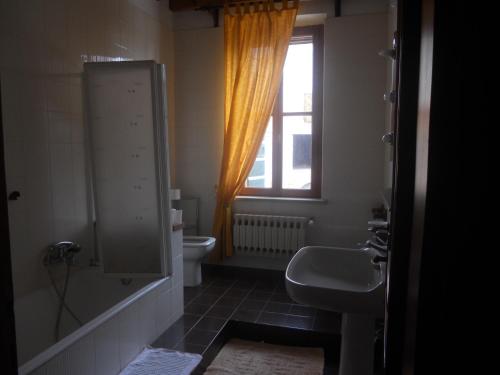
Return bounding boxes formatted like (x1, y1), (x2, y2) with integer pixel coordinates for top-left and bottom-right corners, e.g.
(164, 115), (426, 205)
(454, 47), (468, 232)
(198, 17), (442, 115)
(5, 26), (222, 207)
(224, 0), (296, 5)
(202, 0), (300, 27)
(201, 0), (301, 9)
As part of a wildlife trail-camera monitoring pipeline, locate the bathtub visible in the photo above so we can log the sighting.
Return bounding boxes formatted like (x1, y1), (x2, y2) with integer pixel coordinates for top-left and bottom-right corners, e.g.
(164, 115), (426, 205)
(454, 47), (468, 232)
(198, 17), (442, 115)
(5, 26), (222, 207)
(16, 231), (184, 375)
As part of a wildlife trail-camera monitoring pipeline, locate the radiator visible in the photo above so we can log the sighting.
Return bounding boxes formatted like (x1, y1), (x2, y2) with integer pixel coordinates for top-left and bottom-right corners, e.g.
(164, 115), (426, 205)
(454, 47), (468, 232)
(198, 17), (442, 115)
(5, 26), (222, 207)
(233, 214), (308, 257)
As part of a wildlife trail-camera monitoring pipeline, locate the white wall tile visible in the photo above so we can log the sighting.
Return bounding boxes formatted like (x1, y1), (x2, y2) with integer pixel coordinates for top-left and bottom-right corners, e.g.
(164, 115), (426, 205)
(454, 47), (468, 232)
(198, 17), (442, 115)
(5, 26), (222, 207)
(137, 291), (158, 346)
(94, 316), (121, 375)
(118, 304), (143, 370)
(23, 110), (49, 146)
(4, 0), (177, 370)
(48, 112), (72, 144)
(172, 254), (183, 287)
(155, 275), (173, 294)
(44, 350), (70, 375)
(4, 141), (25, 178)
(155, 287), (173, 336)
(28, 365), (47, 375)
(66, 333), (95, 375)
(172, 284), (184, 321)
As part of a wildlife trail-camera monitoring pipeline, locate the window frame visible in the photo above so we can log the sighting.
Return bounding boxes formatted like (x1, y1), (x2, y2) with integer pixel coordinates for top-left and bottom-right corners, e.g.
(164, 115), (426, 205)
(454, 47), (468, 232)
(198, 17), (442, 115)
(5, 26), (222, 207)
(241, 25), (324, 198)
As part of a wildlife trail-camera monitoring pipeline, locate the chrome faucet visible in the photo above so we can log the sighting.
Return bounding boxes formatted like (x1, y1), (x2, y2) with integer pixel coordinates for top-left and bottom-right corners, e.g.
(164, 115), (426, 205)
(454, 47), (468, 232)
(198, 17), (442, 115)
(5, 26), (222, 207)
(44, 241), (81, 266)
(367, 226), (389, 250)
(365, 239), (387, 253)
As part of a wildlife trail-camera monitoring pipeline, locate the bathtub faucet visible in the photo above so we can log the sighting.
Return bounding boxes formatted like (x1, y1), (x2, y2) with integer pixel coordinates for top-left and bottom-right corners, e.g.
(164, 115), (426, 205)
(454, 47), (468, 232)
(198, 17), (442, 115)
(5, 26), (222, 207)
(44, 241), (81, 266)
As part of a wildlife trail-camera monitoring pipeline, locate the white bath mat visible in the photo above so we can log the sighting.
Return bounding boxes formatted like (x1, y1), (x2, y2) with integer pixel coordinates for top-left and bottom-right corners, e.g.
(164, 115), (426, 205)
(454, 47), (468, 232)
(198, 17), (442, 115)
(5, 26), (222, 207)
(119, 347), (202, 375)
(203, 338), (324, 375)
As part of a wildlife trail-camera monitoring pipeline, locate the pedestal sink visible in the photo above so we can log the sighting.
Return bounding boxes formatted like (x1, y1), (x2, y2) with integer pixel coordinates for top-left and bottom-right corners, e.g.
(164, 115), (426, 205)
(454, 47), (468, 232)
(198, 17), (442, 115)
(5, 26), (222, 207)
(285, 246), (386, 375)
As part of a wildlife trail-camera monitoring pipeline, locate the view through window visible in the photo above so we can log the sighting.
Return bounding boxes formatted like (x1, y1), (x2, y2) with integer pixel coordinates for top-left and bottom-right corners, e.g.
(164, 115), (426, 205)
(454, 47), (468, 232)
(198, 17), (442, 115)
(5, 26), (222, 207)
(243, 25), (323, 198)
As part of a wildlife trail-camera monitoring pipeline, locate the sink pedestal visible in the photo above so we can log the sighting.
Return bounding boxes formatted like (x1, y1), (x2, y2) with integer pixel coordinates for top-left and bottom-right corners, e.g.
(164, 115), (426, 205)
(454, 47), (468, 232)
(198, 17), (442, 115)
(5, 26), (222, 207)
(285, 246), (385, 375)
(339, 313), (375, 375)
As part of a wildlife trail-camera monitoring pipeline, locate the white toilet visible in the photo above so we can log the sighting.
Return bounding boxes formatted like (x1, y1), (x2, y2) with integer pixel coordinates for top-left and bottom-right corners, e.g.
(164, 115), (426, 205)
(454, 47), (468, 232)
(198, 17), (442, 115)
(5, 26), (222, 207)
(182, 236), (216, 287)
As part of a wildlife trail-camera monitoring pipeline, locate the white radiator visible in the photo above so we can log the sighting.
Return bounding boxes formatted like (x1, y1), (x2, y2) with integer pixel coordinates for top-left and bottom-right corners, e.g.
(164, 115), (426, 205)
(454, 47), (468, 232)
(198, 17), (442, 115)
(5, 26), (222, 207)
(233, 214), (308, 257)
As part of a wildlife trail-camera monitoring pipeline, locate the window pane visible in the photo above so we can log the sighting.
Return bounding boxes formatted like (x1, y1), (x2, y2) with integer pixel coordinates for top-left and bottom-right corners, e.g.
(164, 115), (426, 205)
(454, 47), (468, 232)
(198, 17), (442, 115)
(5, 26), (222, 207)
(282, 116), (312, 190)
(246, 117), (273, 188)
(283, 42), (313, 113)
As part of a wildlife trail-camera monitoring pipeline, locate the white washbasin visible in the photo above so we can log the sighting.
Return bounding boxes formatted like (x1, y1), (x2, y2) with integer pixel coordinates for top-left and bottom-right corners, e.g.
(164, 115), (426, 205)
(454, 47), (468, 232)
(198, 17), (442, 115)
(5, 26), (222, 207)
(285, 246), (386, 316)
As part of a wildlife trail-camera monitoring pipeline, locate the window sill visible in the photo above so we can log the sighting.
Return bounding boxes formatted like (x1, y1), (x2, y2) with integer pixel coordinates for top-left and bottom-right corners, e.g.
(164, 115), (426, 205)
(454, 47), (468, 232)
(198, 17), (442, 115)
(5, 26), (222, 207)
(235, 196), (328, 204)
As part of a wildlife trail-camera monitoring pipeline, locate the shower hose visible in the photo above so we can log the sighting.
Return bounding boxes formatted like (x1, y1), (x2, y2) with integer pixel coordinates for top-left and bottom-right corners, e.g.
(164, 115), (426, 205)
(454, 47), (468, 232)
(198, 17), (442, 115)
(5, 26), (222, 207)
(47, 263), (83, 342)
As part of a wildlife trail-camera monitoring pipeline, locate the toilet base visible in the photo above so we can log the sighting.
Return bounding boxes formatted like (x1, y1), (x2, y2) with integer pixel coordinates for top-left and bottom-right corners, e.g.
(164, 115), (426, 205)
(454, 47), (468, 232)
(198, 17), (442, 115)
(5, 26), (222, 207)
(183, 261), (202, 287)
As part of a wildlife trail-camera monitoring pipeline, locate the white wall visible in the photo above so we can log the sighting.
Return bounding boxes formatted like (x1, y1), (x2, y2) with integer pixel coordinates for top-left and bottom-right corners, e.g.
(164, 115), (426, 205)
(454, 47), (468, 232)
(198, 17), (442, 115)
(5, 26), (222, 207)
(173, 7), (388, 248)
(1, 0), (176, 298)
(172, 27), (225, 235)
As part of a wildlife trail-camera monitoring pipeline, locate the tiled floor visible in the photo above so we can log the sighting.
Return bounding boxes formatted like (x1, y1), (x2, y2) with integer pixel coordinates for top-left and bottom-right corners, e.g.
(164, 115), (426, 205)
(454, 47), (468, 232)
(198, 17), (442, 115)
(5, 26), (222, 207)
(152, 272), (342, 356)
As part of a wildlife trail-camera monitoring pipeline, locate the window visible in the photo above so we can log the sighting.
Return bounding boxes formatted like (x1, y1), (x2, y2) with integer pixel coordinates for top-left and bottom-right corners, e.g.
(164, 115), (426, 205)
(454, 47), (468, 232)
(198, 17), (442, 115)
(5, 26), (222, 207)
(242, 25), (323, 198)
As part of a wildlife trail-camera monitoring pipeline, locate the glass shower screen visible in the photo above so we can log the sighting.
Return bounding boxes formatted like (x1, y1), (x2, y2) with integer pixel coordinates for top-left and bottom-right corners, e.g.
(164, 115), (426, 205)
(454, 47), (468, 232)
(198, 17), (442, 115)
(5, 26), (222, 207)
(84, 61), (171, 277)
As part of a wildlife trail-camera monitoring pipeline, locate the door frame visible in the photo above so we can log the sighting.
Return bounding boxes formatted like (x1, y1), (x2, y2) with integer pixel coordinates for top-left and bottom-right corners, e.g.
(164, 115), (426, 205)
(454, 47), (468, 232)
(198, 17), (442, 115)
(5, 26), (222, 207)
(0, 79), (19, 373)
(386, 0), (468, 373)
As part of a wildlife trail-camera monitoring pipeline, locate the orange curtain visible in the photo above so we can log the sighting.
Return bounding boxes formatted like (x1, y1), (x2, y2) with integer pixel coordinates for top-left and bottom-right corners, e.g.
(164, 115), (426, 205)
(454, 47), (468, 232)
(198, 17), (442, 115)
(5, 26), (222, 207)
(211, 0), (298, 261)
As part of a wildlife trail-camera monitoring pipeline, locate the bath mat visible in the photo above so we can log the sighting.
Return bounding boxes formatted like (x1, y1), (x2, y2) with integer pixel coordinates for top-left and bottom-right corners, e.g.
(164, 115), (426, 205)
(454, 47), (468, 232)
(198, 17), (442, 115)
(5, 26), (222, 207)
(203, 338), (324, 375)
(119, 347), (202, 375)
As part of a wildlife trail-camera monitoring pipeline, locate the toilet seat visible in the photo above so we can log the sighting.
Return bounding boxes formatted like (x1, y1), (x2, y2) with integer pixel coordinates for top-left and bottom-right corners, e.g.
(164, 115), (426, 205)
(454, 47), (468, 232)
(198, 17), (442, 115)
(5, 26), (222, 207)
(183, 236), (216, 248)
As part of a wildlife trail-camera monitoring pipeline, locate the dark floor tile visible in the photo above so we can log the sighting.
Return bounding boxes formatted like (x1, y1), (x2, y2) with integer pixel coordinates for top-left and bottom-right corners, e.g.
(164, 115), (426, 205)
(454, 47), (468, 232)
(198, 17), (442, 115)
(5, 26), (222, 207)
(184, 286), (204, 298)
(193, 316), (226, 332)
(184, 287), (204, 305)
(232, 309), (260, 323)
(203, 285), (229, 296)
(232, 280), (256, 290)
(284, 315), (314, 330)
(254, 281), (277, 292)
(211, 278), (236, 287)
(206, 305), (235, 319)
(191, 293), (221, 306)
(247, 290), (272, 301)
(257, 312), (287, 326)
(264, 302), (292, 314)
(184, 328), (218, 346)
(152, 323), (185, 348)
(199, 278), (214, 288)
(271, 292), (294, 303)
(289, 305), (316, 317)
(274, 281), (287, 293)
(224, 288), (249, 298)
(180, 314), (203, 332)
(239, 298), (264, 311)
(184, 303), (212, 315)
(174, 340), (206, 355)
(215, 296), (240, 308)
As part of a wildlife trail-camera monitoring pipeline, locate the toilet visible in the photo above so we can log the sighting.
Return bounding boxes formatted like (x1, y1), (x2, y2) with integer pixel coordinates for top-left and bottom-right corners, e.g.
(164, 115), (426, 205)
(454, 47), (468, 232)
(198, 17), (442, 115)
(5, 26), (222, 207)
(182, 236), (216, 287)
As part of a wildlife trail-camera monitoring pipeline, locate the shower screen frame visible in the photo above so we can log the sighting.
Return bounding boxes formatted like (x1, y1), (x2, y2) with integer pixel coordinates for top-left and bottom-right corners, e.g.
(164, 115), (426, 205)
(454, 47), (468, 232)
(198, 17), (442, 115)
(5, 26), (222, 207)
(83, 61), (172, 279)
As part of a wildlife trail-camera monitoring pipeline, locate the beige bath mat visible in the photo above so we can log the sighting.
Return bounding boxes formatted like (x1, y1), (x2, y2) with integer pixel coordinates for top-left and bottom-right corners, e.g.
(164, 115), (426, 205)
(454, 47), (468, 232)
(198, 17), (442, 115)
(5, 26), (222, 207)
(203, 338), (324, 375)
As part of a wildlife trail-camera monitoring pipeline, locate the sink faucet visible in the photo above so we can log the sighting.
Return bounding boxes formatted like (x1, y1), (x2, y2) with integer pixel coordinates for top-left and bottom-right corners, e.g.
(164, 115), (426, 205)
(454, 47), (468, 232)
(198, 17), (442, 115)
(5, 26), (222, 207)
(365, 240), (387, 253)
(371, 253), (388, 270)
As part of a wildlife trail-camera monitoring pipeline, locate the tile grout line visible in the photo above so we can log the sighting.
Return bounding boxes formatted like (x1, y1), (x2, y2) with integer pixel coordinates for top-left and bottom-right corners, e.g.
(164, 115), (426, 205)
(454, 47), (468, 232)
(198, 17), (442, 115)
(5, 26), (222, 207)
(254, 284), (277, 323)
(200, 281), (257, 354)
(180, 279), (240, 351)
(171, 278), (217, 349)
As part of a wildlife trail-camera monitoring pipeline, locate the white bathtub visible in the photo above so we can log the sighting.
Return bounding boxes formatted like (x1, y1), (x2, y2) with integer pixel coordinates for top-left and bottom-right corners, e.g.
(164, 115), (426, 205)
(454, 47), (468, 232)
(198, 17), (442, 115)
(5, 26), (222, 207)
(16, 231), (184, 375)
